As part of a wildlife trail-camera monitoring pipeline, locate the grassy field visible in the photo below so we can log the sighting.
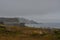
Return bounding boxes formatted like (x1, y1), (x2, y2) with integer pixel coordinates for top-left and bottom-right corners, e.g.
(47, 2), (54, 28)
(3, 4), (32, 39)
(0, 26), (60, 40)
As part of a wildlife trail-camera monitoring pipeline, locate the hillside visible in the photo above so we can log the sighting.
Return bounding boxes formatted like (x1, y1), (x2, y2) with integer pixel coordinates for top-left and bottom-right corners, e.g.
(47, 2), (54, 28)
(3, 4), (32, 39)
(0, 26), (60, 40)
(0, 17), (37, 24)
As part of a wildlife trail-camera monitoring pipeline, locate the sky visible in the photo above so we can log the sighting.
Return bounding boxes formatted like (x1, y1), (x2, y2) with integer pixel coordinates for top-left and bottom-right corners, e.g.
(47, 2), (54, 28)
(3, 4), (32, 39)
(0, 0), (60, 23)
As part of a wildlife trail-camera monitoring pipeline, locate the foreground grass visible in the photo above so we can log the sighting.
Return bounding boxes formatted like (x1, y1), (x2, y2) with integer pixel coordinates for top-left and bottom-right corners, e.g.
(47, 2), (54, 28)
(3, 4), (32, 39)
(0, 26), (60, 40)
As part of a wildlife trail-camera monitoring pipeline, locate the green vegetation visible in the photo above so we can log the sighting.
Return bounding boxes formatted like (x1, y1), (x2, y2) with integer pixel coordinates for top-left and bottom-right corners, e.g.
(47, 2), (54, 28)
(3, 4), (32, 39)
(53, 29), (60, 40)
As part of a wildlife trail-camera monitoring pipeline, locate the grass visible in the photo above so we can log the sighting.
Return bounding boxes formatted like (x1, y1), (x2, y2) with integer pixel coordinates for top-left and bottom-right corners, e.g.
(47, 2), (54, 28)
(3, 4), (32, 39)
(0, 26), (60, 40)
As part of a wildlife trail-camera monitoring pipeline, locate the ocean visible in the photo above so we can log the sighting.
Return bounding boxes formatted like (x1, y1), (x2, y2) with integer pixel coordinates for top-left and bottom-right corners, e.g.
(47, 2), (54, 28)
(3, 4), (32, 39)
(25, 23), (60, 28)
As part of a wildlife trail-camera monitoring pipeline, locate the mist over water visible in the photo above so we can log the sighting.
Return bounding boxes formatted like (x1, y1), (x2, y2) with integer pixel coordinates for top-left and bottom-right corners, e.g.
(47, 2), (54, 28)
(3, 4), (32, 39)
(25, 23), (60, 28)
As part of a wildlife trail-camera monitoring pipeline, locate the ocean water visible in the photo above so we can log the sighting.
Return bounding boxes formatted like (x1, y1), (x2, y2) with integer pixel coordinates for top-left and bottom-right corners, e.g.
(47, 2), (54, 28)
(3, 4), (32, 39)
(25, 23), (60, 28)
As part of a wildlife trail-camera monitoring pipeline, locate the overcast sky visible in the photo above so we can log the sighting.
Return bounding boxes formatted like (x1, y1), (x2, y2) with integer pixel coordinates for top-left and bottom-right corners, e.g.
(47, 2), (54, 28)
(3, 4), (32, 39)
(0, 0), (60, 23)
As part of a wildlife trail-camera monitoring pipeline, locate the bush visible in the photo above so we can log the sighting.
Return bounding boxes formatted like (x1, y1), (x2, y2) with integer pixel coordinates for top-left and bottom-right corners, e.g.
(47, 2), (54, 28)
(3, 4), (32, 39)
(53, 30), (60, 35)
(53, 30), (60, 40)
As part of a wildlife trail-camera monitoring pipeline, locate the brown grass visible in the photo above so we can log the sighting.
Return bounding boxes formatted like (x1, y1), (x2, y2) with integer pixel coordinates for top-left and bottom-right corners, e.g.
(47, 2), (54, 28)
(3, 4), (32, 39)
(0, 26), (58, 40)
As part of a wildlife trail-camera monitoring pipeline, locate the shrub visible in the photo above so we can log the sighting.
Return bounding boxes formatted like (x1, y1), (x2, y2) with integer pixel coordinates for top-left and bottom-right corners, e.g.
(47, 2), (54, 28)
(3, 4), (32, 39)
(53, 30), (60, 40)
(53, 30), (60, 35)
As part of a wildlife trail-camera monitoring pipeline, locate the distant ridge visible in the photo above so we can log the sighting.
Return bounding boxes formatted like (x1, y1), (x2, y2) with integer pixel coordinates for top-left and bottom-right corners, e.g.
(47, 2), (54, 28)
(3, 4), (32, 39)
(0, 17), (38, 24)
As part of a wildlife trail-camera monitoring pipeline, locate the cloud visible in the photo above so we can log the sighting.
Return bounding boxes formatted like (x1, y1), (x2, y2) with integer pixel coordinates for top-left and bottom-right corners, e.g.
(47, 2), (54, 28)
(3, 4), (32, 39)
(0, 0), (60, 23)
